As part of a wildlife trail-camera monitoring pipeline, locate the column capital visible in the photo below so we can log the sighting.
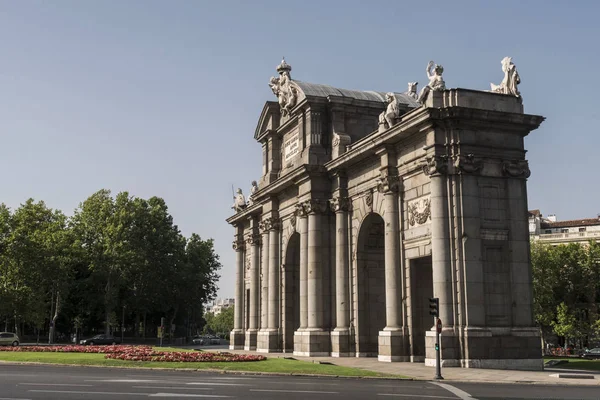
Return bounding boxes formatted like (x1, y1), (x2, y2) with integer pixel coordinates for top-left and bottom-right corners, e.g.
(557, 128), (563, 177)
(232, 240), (246, 251)
(303, 198), (328, 215)
(376, 175), (402, 194)
(422, 155), (449, 177)
(329, 196), (351, 212)
(502, 159), (531, 178)
(245, 233), (262, 246)
(453, 153), (483, 175)
(259, 217), (282, 232)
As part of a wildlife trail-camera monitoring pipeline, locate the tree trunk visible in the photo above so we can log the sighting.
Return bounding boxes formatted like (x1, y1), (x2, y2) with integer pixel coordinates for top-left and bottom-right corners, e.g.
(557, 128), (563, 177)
(105, 278), (112, 334)
(134, 313), (140, 338)
(49, 290), (60, 344)
(143, 312), (147, 341)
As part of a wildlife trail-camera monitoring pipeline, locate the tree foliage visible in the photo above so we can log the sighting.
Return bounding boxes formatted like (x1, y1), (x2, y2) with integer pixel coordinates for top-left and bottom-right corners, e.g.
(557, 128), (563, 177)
(0, 191), (222, 341)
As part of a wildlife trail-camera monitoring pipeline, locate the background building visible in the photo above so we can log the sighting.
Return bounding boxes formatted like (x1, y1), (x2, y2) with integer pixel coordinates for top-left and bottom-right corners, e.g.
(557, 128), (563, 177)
(206, 298), (234, 315)
(529, 210), (600, 245)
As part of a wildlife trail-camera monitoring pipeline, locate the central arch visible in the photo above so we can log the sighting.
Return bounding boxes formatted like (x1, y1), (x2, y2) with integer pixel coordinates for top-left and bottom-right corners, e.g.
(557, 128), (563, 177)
(356, 213), (386, 357)
(283, 232), (300, 352)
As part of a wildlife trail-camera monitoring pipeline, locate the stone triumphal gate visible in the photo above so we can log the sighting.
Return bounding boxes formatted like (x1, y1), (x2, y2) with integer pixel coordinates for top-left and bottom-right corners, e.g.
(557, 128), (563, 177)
(227, 58), (545, 369)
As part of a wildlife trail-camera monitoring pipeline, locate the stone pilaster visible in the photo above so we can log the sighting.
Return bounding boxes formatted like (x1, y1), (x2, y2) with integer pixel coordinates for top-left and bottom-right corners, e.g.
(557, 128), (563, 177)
(244, 228), (261, 351)
(230, 237), (245, 350)
(330, 195), (351, 357)
(376, 174), (409, 362)
(259, 220), (270, 330)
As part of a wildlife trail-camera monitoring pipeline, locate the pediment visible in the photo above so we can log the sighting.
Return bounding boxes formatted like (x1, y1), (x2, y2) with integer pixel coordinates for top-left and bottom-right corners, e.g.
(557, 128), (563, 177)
(254, 101), (281, 140)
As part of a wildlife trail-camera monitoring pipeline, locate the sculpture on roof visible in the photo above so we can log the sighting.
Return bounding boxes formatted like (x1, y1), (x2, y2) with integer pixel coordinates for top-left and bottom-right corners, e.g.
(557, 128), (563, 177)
(232, 188), (246, 213)
(407, 82), (418, 100)
(417, 61), (446, 105)
(269, 58), (298, 116)
(247, 181), (259, 205)
(378, 92), (401, 130)
(490, 57), (521, 98)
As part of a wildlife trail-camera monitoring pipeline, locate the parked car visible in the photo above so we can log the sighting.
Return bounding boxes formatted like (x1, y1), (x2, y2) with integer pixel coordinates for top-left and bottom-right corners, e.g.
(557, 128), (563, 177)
(79, 334), (121, 346)
(192, 335), (220, 345)
(581, 348), (600, 360)
(0, 332), (19, 346)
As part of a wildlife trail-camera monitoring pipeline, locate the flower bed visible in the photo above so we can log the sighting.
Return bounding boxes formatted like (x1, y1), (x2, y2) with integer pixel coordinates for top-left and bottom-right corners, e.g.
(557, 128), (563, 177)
(0, 345), (265, 362)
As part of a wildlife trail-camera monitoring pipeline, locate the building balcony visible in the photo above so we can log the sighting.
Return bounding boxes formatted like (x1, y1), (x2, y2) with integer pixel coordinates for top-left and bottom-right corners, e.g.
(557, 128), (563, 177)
(531, 230), (600, 244)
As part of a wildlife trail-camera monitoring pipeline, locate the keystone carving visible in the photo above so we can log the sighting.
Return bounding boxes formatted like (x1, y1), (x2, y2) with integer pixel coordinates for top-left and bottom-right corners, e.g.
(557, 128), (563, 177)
(376, 175), (401, 193)
(289, 212), (297, 231)
(365, 190), (374, 212)
(329, 196), (351, 213)
(454, 154), (483, 174)
(422, 155), (449, 176)
(502, 160), (531, 178)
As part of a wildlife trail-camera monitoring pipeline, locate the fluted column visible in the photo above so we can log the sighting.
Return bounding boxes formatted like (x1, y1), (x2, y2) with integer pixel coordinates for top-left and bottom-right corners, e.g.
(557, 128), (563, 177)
(259, 221), (270, 330)
(247, 233), (261, 331)
(424, 155), (454, 327)
(297, 203), (309, 330)
(377, 176), (402, 330)
(330, 196), (350, 330)
(232, 239), (245, 331)
(268, 219), (281, 330)
(306, 199), (326, 330)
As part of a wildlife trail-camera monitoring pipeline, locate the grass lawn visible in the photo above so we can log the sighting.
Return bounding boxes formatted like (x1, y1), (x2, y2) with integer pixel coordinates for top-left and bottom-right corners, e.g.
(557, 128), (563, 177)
(0, 350), (403, 378)
(544, 357), (600, 371)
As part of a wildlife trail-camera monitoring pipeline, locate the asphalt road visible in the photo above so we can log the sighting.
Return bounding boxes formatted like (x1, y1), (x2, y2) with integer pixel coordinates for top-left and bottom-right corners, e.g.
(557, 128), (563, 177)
(0, 364), (599, 400)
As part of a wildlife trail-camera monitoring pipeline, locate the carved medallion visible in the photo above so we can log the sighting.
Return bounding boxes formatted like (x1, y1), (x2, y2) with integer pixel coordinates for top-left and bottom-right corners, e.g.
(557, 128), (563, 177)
(407, 196), (432, 227)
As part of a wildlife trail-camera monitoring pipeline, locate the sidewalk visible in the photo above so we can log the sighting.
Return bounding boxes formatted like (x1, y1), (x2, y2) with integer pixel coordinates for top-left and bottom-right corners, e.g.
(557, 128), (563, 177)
(224, 349), (600, 386)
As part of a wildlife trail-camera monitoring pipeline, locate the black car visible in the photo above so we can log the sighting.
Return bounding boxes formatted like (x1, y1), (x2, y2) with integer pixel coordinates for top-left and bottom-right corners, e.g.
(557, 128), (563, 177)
(581, 348), (600, 359)
(79, 334), (121, 346)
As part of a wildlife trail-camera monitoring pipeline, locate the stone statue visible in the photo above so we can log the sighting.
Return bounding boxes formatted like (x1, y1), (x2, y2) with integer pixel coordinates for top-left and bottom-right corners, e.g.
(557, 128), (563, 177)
(378, 92), (400, 129)
(407, 82), (418, 100)
(232, 188), (246, 213)
(247, 180), (258, 205)
(490, 56), (521, 97)
(269, 58), (298, 116)
(417, 61), (446, 104)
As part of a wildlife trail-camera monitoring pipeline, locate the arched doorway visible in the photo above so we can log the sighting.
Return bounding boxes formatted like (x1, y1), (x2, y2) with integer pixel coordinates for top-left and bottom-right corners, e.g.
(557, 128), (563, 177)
(283, 232), (300, 352)
(356, 213), (386, 356)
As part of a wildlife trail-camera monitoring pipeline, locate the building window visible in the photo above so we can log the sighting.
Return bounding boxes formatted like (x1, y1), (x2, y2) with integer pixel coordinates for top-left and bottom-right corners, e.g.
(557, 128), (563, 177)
(579, 227), (586, 232)
(545, 230), (552, 234)
(561, 229), (569, 233)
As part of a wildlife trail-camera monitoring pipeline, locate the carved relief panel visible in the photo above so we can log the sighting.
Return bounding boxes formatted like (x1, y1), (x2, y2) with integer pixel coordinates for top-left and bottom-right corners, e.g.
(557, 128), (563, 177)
(407, 195), (432, 227)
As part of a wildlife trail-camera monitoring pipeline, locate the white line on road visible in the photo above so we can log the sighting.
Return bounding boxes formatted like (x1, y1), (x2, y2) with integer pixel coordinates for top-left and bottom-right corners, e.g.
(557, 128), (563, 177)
(19, 383), (93, 387)
(250, 389), (339, 394)
(28, 390), (147, 396)
(0, 397), (32, 400)
(431, 382), (477, 400)
(378, 394), (457, 399)
(85, 379), (163, 383)
(186, 382), (248, 386)
(149, 394), (231, 398)
(132, 386), (212, 391)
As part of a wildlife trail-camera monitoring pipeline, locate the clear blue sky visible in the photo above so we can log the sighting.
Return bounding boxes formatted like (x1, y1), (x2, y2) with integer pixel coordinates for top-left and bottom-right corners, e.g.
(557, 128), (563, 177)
(1, 1), (599, 298)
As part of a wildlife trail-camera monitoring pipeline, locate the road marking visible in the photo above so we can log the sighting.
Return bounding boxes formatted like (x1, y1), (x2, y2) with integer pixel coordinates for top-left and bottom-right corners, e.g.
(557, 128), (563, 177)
(28, 390), (147, 396)
(250, 389), (339, 394)
(431, 382), (477, 400)
(86, 379), (162, 383)
(378, 394), (457, 399)
(19, 383), (93, 387)
(132, 386), (212, 391)
(0, 397), (32, 400)
(149, 394), (231, 398)
(186, 382), (248, 386)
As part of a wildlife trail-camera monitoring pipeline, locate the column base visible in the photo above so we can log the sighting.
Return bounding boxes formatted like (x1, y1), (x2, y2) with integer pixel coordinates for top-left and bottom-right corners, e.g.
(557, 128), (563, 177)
(293, 330), (331, 357)
(256, 330), (281, 353)
(424, 327), (543, 370)
(378, 330), (410, 362)
(244, 330), (258, 351)
(229, 330), (245, 350)
(331, 329), (353, 357)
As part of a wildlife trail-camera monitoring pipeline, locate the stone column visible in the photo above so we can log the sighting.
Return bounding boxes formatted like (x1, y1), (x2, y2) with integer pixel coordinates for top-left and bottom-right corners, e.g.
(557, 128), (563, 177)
(244, 230), (261, 350)
(258, 217), (282, 353)
(376, 175), (407, 362)
(330, 196), (351, 357)
(294, 204), (309, 355)
(425, 156), (453, 328)
(230, 237), (245, 350)
(260, 223), (270, 329)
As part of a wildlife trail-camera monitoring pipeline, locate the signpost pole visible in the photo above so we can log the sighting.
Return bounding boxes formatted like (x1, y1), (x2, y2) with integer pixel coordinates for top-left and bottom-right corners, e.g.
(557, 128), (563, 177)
(435, 317), (443, 380)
